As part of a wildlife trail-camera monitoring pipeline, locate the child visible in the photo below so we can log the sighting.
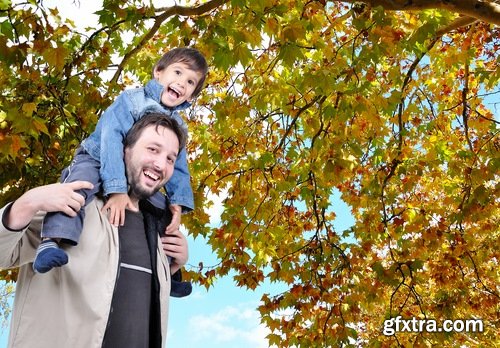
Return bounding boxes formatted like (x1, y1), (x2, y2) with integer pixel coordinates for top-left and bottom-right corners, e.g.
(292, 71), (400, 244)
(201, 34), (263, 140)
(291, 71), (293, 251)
(34, 47), (208, 273)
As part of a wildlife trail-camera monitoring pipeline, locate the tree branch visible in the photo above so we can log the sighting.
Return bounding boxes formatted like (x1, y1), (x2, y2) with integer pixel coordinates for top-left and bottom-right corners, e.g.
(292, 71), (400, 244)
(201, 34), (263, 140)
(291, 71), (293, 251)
(436, 16), (479, 36)
(336, 0), (500, 25)
(462, 60), (474, 152)
(273, 95), (324, 153)
(109, 0), (230, 85)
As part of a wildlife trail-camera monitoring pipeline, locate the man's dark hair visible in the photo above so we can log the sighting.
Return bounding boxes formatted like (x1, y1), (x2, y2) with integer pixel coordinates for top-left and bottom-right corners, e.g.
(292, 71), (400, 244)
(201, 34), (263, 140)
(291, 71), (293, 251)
(153, 47), (208, 98)
(124, 113), (187, 152)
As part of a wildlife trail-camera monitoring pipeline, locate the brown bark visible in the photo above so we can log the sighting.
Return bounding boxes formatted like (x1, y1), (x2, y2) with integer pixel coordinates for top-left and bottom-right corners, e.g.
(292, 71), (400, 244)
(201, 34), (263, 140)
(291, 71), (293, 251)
(338, 0), (500, 25)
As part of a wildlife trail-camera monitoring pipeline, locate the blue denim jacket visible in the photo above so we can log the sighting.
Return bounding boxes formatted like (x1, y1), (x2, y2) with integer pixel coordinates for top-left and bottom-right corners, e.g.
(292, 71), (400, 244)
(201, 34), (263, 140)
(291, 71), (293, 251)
(82, 79), (194, 212)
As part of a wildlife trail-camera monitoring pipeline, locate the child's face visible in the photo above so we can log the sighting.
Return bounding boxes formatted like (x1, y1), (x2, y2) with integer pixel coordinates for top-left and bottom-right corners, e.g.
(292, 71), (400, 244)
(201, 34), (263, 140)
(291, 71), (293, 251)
(154, 62), (203, 108)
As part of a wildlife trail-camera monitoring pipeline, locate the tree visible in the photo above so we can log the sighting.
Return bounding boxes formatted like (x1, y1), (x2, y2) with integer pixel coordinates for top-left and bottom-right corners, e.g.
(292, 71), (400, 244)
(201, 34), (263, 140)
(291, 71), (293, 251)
(1, 0), (498, 346)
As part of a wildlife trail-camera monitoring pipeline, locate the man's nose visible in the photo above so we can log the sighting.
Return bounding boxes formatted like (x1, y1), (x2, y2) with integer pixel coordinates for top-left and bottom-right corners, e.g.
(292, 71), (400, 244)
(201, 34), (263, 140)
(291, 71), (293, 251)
(152, 156), (167, 171)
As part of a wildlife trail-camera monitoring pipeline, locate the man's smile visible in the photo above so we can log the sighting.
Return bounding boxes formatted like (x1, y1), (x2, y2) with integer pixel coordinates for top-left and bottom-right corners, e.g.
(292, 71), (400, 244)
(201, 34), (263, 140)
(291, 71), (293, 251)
(143, 168), (162, 185)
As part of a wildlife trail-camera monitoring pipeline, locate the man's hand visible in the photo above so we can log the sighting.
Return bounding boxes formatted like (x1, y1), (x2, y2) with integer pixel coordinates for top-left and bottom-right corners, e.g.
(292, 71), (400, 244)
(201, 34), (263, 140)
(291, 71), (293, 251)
(102, 193), (138, 226)
(5, 181), (94, 230)
(165, 204), (182, 235)
(161, 228), (188, 275)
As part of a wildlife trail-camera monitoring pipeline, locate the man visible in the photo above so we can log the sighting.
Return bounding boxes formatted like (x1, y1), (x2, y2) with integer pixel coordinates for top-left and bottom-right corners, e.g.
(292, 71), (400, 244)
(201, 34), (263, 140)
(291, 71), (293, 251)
(0, 113), (189, 348)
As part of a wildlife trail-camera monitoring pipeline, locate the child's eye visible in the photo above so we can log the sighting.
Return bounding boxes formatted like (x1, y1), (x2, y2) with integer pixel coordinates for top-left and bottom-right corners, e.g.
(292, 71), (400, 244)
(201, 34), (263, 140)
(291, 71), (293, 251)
(175, 70), (181, 75)
(188, 79), (195, 85)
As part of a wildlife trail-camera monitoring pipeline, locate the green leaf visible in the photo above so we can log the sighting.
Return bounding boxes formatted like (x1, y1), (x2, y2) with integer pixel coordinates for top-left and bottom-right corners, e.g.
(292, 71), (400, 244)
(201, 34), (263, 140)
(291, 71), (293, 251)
(233, 44), (252, 66)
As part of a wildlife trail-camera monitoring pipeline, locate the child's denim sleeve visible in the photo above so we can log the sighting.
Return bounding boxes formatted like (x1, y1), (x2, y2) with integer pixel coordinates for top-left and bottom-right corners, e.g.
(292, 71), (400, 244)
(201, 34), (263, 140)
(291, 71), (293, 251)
(165, 146), (194, 213)
(98, 94), (137, 195)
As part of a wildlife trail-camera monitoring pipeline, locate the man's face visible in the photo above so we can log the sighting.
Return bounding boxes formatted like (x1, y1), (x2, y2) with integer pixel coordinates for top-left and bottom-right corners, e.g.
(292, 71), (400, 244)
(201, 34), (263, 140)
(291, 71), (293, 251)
(124, 125), (179, 200)
(154, 62), (203, 108)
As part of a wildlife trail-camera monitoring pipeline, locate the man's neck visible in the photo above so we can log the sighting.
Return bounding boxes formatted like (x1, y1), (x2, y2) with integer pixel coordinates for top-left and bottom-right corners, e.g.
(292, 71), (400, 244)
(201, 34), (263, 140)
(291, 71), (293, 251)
(129, 197), (140, 210)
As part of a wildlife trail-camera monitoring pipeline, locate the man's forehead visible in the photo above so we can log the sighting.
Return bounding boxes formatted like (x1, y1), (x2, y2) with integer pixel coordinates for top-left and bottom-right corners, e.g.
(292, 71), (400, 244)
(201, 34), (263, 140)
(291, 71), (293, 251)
(140, 125), (178, 146)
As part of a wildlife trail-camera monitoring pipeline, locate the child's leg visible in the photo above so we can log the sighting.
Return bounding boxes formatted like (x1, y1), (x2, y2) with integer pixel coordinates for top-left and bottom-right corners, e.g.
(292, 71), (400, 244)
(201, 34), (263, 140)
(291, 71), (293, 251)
(33, 239), (69, 273)
(34, 148), (101, 273)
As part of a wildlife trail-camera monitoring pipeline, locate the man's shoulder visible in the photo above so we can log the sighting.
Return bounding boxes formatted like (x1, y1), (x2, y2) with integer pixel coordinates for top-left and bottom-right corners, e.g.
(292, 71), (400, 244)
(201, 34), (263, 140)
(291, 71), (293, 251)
(85, 197), (105, 215)
(82, 197), (117, 231)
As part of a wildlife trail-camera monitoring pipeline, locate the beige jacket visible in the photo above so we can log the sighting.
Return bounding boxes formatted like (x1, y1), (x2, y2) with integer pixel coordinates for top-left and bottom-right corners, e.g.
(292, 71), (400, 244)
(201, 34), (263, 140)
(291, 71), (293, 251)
(0, 198), (171, 348)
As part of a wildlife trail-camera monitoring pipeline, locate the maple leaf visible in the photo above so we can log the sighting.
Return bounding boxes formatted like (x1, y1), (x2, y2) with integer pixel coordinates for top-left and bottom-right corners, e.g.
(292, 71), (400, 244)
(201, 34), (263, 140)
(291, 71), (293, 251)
(42, 46), (68, 72)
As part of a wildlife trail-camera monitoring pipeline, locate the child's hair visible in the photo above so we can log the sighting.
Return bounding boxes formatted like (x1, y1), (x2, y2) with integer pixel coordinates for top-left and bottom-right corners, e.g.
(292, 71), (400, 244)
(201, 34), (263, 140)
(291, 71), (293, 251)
(153, 47), (208, 98)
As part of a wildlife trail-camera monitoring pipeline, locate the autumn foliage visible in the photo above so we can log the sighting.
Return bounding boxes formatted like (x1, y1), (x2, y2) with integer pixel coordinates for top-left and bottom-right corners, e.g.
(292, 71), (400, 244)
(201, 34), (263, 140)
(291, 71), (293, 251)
(0, 0), (498, 346)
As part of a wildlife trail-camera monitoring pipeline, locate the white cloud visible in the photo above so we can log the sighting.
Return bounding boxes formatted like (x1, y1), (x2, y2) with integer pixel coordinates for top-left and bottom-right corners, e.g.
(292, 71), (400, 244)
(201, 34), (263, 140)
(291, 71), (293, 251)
(186, 303), (271, 348)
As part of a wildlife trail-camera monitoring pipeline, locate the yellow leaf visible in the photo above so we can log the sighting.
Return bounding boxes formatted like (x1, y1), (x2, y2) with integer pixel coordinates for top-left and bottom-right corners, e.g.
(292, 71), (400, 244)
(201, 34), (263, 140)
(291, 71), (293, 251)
(43, 46), (68, 71)
(282, 23), (305, 42)
(33, 117), (49, 135)
(22, 102), (37, 117)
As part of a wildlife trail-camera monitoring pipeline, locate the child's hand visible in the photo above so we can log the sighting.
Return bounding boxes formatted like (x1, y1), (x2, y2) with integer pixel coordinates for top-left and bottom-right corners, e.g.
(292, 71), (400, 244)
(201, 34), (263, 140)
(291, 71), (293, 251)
(165, 204), (182, 235)
(102, 193), (138, 226)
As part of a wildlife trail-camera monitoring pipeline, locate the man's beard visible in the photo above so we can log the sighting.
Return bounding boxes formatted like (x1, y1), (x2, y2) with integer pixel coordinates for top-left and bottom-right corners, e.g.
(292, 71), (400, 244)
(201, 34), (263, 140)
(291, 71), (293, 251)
(128, 183), (158, 200)
(126, 165), (165, 200)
